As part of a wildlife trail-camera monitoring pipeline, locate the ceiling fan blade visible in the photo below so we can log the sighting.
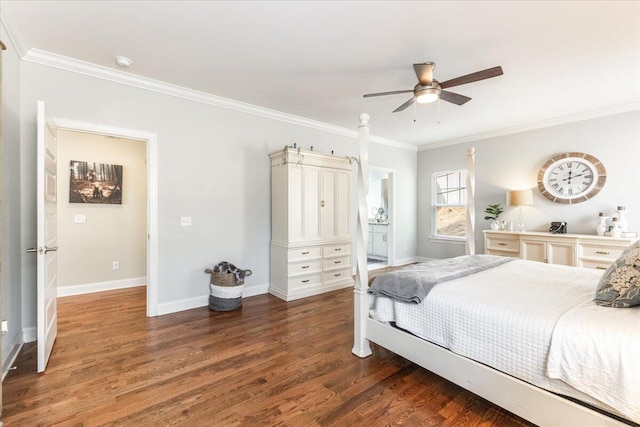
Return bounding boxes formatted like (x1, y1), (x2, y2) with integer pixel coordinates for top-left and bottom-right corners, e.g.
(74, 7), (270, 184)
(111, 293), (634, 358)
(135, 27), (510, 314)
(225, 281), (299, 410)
(363, 89), (414, 98)
(439, 90), (472, 105)
(413, 62), (434, 86)
(393, 97), (416, 113)
(440, 66), (503, 89)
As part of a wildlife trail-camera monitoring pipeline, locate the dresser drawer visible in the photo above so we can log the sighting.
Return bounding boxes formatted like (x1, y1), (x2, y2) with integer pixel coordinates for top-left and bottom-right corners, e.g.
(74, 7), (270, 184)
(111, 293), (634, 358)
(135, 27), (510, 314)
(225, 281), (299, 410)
(323, 268), (352, 283)
(288, 259), (322, 276)
(579, 259), (613, 271)
(580, 245), (626, 261)
(486, 237), (519, 253)
(323, 255), (351, 271)
(324, 243), (351, 257)
(288, 246), (322, 262)
(287, 273), (322, 290)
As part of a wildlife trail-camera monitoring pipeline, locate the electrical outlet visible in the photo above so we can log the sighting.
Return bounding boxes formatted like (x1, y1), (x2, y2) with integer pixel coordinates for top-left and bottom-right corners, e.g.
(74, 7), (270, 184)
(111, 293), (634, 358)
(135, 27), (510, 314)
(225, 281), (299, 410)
(74, 214), (87, 224)
(180, 216), (192, 227)
(1, 320), (8, 334)
(112, 261), (120, 270)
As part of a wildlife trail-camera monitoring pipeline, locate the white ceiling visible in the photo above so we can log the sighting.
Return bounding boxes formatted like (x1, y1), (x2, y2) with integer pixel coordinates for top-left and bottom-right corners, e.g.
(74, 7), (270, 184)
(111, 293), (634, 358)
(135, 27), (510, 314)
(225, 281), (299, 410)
(3, 1), (640, 148)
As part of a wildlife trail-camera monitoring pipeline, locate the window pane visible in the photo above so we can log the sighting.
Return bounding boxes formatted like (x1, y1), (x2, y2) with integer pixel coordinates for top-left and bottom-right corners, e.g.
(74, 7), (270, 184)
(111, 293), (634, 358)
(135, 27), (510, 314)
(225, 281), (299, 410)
(449, 190), (460, 204)
(436, 207), (467, 237)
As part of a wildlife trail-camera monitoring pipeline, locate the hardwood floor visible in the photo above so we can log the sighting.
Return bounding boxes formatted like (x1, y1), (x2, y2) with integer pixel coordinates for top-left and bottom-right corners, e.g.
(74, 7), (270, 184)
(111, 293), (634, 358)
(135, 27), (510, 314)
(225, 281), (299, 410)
(3, 287), (534, 426)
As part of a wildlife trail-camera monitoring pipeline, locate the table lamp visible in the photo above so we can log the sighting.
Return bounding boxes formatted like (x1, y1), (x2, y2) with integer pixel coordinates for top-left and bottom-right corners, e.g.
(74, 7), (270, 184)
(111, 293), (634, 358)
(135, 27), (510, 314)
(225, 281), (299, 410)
(507, 189), (533, 232)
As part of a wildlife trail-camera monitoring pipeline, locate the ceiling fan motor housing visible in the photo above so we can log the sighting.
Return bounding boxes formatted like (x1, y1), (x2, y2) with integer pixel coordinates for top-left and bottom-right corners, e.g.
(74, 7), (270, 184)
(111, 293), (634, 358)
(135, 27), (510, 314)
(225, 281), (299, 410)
(415, 82), (441, 104)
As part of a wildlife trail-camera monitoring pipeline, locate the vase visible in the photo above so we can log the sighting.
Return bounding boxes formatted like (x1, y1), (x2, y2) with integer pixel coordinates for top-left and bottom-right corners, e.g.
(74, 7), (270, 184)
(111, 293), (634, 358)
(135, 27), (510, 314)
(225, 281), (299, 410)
(490, 220), (500, 231)
(596, 215), (608, 236)
(616, 206), (628, 233)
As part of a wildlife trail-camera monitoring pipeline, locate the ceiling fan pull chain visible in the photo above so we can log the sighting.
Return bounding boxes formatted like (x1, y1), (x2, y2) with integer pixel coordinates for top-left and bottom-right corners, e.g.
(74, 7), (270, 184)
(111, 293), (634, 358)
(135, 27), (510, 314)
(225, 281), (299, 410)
(437, 99), (441, 125)
(413, 101), (417, 123)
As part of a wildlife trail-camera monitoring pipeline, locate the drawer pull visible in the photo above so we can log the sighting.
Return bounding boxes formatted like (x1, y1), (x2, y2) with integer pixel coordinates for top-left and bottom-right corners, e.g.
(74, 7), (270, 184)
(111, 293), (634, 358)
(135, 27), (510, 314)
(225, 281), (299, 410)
(334, 261), (341, 264)
(334, 273), (341, 277)
(596, 251), (610, 255)
(498, 243), (508, 246)
(301, 279), (310, 283)
(596, 266), (607, 270)
(334, 248), (342, 251)
(301, 265), (309, 269)
(301, 251), (310, 255)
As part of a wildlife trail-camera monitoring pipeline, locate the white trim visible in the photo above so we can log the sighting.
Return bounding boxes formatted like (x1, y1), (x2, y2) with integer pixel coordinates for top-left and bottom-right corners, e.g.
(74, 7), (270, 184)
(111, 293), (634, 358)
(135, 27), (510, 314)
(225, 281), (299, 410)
(51, 118), (160, 317)
(392, 256), (422, 266)
(156, 284), (270, 316)
(57, 277), (146, 297)
(2, 333), (23, 381)
(412, 256), (434, 263)
(429, 236), (466, 245)
(418, 102), (640, 151)
(23, 326), (37, 343)
(12, 48), (415, 151)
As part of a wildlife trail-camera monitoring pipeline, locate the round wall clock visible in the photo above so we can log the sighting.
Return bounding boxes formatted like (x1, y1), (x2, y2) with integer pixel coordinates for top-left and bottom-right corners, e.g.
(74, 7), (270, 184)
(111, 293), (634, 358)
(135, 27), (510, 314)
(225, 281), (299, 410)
(537, 152), (606, 204)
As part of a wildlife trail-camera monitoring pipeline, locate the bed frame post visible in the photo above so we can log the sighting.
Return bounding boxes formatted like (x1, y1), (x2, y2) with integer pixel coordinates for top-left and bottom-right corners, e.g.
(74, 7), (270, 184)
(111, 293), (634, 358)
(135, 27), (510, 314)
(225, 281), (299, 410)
(353, 113), (372, 358)
(466, 147), (476, 255)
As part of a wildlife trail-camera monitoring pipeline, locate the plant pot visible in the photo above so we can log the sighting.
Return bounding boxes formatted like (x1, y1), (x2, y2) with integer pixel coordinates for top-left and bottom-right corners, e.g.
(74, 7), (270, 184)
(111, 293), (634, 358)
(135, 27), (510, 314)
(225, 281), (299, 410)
(490, 220), (500, 231)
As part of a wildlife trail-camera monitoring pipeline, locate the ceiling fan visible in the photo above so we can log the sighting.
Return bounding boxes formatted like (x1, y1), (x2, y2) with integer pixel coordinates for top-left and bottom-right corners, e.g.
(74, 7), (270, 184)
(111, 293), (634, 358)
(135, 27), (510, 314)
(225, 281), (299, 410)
(363, 62), (503, 112)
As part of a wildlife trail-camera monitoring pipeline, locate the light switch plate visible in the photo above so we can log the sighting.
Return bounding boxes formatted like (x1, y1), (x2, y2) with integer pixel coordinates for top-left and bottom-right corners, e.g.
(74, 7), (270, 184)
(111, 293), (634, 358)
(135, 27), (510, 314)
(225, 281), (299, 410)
(180, 216), (192, 227)
(74, 214), (87, 224)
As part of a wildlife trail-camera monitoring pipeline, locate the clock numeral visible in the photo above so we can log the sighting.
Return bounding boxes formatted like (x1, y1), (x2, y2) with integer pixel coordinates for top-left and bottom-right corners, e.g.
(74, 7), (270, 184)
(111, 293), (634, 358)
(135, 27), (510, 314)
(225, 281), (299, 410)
(582, 168), (589, 173)
(568, 188), (573, 196)
(558, 165), (564, 171)
(584, 174), (592, 179)
(552, 183), (559, 189)
(550, 178), (557, 183)
(567, 162), (572, 168)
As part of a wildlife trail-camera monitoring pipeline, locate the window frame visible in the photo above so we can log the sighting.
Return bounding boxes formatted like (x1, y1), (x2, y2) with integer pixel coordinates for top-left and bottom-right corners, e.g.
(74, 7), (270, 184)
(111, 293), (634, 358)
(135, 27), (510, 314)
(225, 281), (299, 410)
(431, 169), (468, 242)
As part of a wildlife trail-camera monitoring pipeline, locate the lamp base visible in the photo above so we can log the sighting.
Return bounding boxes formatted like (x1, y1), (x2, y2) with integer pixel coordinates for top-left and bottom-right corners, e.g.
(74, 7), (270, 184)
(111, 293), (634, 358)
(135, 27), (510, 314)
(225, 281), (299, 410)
(516, 221), (526, 232)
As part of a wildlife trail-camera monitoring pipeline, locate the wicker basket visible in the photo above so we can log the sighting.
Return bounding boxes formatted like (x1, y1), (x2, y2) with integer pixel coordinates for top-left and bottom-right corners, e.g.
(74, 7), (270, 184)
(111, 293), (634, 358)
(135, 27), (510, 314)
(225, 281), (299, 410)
(204, 268), (252, 311)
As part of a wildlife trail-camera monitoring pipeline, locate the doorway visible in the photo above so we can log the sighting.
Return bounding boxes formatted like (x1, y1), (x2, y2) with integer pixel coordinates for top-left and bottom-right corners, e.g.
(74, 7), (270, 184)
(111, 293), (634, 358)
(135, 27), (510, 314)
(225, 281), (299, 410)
(367, 167), (394, 271)
(52, 118), (158, 316)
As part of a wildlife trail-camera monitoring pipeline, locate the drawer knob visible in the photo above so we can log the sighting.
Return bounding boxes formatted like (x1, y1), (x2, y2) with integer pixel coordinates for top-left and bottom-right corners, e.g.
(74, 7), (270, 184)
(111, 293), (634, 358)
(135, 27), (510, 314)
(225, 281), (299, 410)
(301, 265), (309, 269)
(335, 248), (341, 251)
(498, 243), (507, 246)
(596, 251), (610, 255)
(334, 260), (341, 264)
(301, 279), (310, 283)
(334, 273), (341, 277)
(596, 266), (607, 270)
(301, 251), (310, 255)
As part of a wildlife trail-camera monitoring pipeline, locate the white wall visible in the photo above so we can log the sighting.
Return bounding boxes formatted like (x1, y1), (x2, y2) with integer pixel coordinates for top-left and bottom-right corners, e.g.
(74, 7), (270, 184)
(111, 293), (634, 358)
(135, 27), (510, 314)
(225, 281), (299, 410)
(15, 61), (418, 330)
(56, 130), (147, 290)
(1, 23), (24, 371)
(418, 111), (640, 259)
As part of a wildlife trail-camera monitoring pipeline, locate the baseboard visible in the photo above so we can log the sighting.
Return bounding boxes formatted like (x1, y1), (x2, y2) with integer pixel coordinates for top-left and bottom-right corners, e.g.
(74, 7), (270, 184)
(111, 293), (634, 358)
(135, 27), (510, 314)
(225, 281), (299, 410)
(57, 277), (146, 297)
(2, 332), (23, 381)
(23, 326), (37, 343)
(157, 283), (270, 316)
(393, 256), (426, 266)
(412, 256), (434, 263)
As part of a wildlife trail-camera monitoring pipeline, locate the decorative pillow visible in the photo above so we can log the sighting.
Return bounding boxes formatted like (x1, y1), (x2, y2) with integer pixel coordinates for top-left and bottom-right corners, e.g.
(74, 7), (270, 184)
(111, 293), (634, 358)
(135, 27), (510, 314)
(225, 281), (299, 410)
(595, 247), (640, 308)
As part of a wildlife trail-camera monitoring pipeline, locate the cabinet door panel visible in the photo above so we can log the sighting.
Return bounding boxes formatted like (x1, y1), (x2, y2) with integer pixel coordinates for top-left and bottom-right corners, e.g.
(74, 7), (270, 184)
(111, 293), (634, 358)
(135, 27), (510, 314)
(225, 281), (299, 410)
(304, 166), (322, 241)
(547, 242), (575, 266)
(321, 169), (337, 240)
(521, 240), (546, 263)
(288, 166), (303, 242)
(336, 170), (351, 239)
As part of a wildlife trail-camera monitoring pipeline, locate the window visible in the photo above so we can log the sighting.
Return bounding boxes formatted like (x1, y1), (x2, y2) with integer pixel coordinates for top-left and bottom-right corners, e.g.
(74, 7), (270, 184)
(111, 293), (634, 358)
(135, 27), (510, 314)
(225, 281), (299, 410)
(432, 170), (467, 239)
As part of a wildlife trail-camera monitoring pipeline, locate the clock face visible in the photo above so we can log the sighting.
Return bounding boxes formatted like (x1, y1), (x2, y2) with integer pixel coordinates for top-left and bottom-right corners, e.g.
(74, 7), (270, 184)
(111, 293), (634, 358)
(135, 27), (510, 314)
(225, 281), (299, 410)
(537, 152), (606, 204)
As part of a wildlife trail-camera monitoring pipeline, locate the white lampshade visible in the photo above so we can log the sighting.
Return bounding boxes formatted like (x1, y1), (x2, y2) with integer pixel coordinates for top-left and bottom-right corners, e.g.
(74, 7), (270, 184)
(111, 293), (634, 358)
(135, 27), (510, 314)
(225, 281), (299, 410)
(507, 189), (533, 207)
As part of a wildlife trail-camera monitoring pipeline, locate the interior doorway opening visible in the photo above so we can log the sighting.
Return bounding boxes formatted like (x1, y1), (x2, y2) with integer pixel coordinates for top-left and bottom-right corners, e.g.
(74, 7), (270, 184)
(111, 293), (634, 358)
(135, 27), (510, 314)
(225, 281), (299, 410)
(367, 167), (395, 271)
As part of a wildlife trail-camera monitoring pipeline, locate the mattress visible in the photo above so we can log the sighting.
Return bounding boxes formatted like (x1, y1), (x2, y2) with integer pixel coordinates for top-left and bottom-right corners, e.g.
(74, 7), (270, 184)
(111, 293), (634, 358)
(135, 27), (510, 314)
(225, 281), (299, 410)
(369, 259), (626, 419)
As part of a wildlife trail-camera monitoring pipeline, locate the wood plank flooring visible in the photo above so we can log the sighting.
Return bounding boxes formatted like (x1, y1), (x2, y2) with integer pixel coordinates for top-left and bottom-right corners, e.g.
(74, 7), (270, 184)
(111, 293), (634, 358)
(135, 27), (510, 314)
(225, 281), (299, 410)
(3, 286), (534, 426)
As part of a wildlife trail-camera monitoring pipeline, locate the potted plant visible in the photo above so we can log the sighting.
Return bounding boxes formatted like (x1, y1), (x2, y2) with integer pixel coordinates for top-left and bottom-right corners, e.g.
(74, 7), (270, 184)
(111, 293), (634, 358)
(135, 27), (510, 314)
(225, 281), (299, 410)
(484, 204), (504, 230)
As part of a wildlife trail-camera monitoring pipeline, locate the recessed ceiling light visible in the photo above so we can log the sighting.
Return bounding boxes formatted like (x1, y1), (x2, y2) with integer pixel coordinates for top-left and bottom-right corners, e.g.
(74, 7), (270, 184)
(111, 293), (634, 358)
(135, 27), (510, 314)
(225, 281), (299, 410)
(115, 56), (132, 68)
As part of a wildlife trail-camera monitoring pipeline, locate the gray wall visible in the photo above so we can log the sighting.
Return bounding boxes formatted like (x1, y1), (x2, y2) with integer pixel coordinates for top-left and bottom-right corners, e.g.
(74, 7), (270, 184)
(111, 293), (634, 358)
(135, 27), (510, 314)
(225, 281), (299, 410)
(13, 60), (418, 334)
(418, 111), (640, 259)
(1, 24), (23, 369)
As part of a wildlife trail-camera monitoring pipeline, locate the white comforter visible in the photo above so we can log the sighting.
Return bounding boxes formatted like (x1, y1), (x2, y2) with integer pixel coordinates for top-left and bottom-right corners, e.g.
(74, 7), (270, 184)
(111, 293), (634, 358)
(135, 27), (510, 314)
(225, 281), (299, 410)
(369, 259), (639, 423)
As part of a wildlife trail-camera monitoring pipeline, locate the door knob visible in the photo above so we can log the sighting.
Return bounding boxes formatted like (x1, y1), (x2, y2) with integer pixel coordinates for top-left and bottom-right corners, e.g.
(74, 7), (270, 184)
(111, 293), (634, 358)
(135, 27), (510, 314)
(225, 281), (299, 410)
(26, 248), (38, 254)
(26, 246), (59, 254)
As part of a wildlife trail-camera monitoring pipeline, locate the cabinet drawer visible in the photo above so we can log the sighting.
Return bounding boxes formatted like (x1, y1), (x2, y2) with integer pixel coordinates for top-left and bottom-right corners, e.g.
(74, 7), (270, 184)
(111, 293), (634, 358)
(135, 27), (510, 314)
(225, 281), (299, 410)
(323, 255), (351, 271)
(579, 259), (613, 271)
(288, 259), (322, 276)
(288, 246), (322, 262)
(287, 273), (322, 290)
(371, 224), (388, 233)
(324, 243), (351, 257)
(486, 237), (519, 253)
(323, 268), (352, 283)
(580, 245), (625, 261)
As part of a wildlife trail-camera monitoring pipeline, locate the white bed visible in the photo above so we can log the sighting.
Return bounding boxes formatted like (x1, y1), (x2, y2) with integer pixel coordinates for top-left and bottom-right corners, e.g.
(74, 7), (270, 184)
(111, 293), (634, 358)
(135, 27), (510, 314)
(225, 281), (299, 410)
(351, 114), (639, 427)
(368, 259), (639, 424)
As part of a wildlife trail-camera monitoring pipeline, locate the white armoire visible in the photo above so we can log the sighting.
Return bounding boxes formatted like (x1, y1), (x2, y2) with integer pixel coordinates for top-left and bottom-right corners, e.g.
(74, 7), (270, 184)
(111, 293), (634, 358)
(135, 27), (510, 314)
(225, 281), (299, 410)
(269, 148), (353, 301)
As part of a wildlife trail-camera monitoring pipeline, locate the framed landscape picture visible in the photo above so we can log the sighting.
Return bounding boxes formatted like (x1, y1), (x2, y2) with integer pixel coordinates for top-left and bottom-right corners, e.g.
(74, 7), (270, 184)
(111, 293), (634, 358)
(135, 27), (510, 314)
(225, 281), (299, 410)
(69, 160), (123, 204)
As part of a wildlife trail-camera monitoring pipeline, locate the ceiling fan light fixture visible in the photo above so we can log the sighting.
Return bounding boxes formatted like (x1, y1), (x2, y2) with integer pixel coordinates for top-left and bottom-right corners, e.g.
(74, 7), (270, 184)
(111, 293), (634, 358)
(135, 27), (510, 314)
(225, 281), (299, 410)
(415, 87), (441, 104)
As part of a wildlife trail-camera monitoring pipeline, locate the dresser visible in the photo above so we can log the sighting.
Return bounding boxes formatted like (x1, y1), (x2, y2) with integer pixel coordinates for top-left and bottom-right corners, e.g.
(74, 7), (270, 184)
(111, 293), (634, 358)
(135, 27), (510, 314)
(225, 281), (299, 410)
(483, 230), (637, 270)
(269, 148), (353, 301)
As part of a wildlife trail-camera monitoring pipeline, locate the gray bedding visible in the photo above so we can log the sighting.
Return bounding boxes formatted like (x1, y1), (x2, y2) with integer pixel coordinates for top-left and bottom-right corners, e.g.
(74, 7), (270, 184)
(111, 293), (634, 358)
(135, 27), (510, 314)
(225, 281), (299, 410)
(368, 255), (514, 303)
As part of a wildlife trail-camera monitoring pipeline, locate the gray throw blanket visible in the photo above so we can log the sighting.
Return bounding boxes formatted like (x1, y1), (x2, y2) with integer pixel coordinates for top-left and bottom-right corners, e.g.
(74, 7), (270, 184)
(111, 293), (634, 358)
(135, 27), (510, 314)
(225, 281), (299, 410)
(368, 255), (514, 304)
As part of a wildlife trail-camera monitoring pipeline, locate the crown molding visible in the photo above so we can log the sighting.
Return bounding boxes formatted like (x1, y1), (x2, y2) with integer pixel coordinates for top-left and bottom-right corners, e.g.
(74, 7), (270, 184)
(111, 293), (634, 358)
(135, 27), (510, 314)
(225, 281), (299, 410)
(418, 102), (640, 151)
(13, 47), (416, 151)
(0, 2), (29, 57)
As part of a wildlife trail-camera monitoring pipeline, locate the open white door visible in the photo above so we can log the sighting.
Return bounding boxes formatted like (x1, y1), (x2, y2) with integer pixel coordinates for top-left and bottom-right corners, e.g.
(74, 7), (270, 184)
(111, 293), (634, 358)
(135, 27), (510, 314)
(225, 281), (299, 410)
(31, 100), (59, 372)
